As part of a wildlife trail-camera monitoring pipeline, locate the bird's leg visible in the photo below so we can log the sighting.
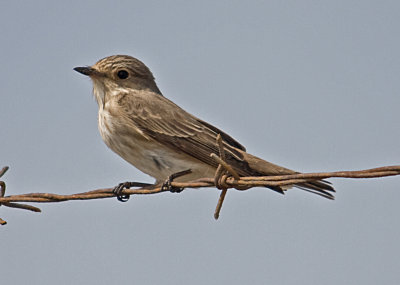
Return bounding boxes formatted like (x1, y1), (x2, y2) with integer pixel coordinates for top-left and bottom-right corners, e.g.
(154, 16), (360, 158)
(113, 181), (153, 202)
(161, 169), (192, 193)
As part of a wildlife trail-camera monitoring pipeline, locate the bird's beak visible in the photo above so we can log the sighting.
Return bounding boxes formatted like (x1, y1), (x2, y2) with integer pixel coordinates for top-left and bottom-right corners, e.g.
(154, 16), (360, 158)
(73, 66), (99, 77)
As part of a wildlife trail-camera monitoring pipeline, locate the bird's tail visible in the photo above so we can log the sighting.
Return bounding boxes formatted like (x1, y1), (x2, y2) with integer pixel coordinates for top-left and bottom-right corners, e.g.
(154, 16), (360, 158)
(239, 152), (335, 199)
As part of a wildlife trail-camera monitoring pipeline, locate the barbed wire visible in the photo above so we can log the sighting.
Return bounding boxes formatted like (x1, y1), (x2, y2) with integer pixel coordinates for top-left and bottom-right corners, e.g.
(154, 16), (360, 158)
(1, 136), (399, 224)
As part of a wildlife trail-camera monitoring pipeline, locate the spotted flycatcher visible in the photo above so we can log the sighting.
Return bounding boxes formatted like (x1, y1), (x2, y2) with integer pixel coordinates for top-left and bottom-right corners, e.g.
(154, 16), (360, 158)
(74, 55), (334, 199)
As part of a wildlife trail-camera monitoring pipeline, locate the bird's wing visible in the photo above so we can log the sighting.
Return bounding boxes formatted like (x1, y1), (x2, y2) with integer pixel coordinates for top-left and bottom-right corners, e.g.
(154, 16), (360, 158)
(117, 92), (247, 169)
(117, 91), (335, 198)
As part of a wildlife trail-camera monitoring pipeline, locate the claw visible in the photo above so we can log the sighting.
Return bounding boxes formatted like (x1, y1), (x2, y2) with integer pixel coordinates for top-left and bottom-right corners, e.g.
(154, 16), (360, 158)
(112, 181), (153, 202)
(161, 169), (192, 193)
(161, 179), (183, 193)
(112, 182), (131, 202)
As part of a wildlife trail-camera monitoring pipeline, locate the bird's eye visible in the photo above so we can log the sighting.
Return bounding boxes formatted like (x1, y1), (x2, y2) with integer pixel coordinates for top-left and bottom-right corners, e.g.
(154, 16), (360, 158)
(117, 70), (129, 79)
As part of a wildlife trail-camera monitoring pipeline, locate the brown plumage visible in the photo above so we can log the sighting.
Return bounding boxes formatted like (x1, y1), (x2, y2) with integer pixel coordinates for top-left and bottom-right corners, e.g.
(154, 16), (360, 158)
(74, 55), (335, 199)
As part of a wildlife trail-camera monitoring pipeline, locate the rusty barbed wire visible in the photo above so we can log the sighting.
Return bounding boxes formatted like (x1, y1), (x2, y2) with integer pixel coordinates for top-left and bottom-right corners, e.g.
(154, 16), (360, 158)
(1, 136), (400, 225)
(0, 162), (399, 225)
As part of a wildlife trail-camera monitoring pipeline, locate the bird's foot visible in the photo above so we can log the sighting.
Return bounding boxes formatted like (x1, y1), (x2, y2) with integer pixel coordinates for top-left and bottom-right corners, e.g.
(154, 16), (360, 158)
(113, 181), (152, 202)
(113, 182), (132, 202)
(161, 169), (192, 193)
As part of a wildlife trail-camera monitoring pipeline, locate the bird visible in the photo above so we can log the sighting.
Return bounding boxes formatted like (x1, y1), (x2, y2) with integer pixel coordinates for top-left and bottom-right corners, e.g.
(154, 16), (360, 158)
(74, 55), (334, 199)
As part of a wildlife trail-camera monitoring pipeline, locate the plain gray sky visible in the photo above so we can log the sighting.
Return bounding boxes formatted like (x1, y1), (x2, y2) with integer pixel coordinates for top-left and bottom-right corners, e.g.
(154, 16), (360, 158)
(1, 1), (399, 284)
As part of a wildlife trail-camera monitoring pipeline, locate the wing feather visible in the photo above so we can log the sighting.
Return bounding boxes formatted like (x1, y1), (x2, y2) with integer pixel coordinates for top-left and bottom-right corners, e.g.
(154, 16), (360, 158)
(118, 92), (245, 168)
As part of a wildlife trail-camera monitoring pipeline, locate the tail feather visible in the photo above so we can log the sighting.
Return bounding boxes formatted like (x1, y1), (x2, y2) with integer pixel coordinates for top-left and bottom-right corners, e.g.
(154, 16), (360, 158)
(240, 151), (336, 199)
(295, 180), (335, 200)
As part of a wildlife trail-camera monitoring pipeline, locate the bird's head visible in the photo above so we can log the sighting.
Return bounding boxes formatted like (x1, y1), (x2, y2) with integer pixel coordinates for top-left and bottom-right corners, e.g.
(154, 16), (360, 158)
(74, 55), (161, 107)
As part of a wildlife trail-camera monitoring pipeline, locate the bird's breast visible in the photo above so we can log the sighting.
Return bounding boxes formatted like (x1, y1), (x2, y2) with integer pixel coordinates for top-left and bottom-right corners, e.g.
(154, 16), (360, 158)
(97, 108), (215, 182)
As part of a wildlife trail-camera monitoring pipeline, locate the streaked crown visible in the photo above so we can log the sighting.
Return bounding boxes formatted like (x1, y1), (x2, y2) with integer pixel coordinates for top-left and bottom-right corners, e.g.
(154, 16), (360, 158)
(94, 55), (156, 81)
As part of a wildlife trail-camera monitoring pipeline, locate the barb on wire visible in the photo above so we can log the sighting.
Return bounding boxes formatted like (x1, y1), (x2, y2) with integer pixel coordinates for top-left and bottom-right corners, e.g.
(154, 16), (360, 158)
(212, 134), (242, 219)
(0, 161), (399, 225)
